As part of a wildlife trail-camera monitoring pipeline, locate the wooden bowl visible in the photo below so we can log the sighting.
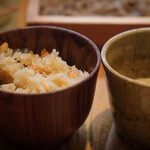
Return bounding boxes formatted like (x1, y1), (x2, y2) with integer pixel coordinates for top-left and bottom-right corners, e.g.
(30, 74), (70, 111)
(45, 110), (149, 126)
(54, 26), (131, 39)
(0, 26), (100, 147)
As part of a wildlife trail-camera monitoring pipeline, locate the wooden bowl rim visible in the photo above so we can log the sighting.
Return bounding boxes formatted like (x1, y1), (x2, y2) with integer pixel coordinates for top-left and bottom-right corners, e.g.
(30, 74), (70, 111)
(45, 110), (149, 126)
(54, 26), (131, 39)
(0, 25), (101, 95)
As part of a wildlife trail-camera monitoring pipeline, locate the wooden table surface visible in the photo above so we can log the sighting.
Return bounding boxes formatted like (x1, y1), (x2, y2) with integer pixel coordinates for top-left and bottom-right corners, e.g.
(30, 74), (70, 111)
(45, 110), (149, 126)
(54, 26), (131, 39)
(0, 0), (141, 149)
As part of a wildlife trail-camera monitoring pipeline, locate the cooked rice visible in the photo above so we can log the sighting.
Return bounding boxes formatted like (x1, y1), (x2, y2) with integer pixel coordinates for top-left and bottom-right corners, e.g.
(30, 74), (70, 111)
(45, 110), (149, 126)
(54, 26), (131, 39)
(0, 42), (89, 93)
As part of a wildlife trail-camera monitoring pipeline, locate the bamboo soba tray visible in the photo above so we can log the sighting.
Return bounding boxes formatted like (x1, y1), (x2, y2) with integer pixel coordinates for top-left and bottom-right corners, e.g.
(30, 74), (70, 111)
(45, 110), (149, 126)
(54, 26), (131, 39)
(26, 0), (150, 48)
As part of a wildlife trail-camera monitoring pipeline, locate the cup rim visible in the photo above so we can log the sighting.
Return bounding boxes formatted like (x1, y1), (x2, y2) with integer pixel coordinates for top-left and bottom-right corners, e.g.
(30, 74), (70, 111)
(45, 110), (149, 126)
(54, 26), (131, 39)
(0, 25), (101, 95)
(101, 27), (150, 88)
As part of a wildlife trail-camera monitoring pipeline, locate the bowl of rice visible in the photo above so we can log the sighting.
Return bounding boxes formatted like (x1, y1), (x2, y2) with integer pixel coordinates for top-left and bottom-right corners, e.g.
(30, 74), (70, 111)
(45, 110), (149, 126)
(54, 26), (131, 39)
(0, 26), (100, 147)
(0, 42), (89, 93)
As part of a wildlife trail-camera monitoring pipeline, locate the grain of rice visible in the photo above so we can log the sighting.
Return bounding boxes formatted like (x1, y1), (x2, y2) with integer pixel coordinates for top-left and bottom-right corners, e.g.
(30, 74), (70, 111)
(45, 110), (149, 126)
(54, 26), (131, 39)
(0, 43), (89, 93)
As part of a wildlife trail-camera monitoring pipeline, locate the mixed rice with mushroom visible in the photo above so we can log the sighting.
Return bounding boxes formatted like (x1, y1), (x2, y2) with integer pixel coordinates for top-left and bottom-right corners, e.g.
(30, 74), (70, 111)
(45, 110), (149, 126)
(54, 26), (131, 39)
(0, 42), (89, 93)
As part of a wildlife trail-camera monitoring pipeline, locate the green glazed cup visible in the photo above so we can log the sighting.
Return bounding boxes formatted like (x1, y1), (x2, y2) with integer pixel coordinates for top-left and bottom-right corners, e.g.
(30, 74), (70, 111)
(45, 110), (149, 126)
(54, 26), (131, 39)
(101, 28), (150, 149)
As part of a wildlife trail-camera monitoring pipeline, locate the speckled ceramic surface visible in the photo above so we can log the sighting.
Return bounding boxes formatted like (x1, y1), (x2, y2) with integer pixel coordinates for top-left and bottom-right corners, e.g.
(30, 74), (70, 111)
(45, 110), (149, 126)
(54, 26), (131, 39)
(101, 28), (150, 149)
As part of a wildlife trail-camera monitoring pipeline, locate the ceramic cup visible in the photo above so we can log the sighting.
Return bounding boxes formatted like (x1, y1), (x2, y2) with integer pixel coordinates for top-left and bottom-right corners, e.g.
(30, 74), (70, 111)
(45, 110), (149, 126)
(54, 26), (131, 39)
(101, 28), (150, 149)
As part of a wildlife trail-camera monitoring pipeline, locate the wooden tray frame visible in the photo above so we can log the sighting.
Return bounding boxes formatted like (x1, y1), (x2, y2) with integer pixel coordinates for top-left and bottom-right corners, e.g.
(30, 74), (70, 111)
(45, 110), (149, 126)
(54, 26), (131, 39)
(26, 0), (150, 48)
